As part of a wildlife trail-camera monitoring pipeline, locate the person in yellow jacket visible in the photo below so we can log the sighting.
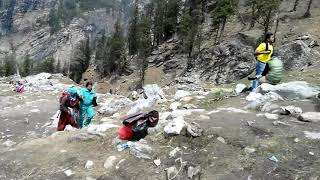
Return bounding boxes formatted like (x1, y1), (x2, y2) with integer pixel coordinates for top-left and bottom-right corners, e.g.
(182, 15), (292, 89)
(251, 32), (274, 91)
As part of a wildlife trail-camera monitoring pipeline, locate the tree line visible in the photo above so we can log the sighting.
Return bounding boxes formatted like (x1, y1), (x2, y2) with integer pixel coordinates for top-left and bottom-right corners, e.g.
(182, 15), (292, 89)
(1, 0), (315, 86)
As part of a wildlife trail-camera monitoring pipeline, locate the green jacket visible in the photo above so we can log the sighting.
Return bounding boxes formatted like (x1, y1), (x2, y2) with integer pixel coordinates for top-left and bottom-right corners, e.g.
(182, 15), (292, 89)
(266, 57), (283, 85)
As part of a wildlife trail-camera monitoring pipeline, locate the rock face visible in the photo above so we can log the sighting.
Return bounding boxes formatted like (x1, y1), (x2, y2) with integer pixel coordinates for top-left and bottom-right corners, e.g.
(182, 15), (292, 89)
(193, 41), (256, 84)
(277, 40), (320, 70)
(0, 0), (128, 67)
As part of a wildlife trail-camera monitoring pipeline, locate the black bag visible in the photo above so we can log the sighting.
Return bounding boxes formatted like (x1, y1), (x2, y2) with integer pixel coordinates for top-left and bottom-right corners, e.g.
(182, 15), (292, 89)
(131, 121), (149, 141)
(92, 97), (98, 107)
(122, 110), (159, 141)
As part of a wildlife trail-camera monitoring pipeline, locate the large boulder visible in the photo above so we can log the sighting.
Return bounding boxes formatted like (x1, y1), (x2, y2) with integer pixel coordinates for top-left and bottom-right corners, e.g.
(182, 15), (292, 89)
(194, 41), (256, 84)
(237, 29), (263, 48)
(277, 40), (320, 70)
(260, 81), (319, 99)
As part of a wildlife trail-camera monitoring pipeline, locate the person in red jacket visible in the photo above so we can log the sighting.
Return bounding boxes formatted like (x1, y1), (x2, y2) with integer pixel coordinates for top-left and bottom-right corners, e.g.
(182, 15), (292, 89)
(57, 87), (81, 131)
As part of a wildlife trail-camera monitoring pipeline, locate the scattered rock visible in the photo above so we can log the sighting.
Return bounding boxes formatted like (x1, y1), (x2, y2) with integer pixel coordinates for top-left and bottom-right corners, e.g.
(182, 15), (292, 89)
(298, 112), (320, 122)
(199, 115), (210, 120)
(87, 123), (119, 133)
(169, 147), (182, 158)
(85, 160), (94, 170)
(174, 90), (191, 100)
(183, 104), (197, 109)
(273, 121), (290, 126)
(261, 102), (280, 113)
(268, 156), (279, 163)
(260, 81), (319, 99)
(171, 109), (205, 118)
(264, 113), (279, 120)
(129, 141), (153, 159)
(115, 159), (126, 170)
(279, 106), (303, 116)
(65, 125), (76, 131)
(187, 166), (201, 179)
(30, 109), (40, 113)
(166, 166), (178, 180)
(246, 91), (283, 109)
(104, 156), (117, 170)
(217, 107), (249, 114)
(294, 138), (300, 143)
(304, 131), (320, 140)
(308, 40), (319, 48)
(217, 137), (226, 144)
(181, 96), (193, 102)
(244, 147), (256, 154)
(86, 177), (96, 180)
(170, 102), (181, 111)
(98, 97), (133, 116)
(187, 122), (204, 137)
(235, 83), (247, 93)
(164, 116), (187, 136)
(2, 139), (16, 147)
(154, 159), (161, 166)
(64, 170), (74, 177)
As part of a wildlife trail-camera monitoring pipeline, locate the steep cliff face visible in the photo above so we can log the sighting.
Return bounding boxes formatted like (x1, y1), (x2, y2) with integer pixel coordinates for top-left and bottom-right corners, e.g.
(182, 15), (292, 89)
(0, 0), (128, 68)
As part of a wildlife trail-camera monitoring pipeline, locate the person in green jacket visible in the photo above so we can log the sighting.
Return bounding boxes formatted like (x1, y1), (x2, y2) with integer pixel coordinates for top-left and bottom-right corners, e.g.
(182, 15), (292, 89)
(79, 81), (97, 128)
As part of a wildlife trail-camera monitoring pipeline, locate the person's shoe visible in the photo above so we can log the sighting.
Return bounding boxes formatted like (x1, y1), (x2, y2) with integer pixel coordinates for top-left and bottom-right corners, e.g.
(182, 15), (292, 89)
(241, 87), (252, 93)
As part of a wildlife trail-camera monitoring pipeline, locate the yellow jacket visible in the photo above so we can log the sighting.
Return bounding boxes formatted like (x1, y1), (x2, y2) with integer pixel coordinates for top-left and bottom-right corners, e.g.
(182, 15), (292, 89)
(256, 42), (273, 63)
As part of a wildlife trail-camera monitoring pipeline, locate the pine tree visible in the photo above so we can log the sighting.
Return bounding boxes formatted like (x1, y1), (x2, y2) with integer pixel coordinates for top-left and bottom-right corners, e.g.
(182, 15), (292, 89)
(164, 0), (181, 40)
(211, 0), (238, 44)
(137, 12), (152, 87)
(4, 55), (16, 76)
(292, 0), (299, 11)
(303, 0), (313, 18)
(71, 36), (91, 83)
(256, 0), (280, 36)
(179, 0), (203, 57)
(55, 58), (61, 73)
(95, 33), (107, 75)
(153, 0), (166, 46)
(35, 57), (55, 74)
(48, 7), (61, 34)
(21, 55), (33, 77)
(104, 20), (126, 76)
(128, 0), (139, 55)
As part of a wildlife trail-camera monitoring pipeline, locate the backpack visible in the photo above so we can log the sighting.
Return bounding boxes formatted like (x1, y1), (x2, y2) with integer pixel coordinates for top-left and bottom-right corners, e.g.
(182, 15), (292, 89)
(119, 110), (159, 141)
(59, 90), (69, 103)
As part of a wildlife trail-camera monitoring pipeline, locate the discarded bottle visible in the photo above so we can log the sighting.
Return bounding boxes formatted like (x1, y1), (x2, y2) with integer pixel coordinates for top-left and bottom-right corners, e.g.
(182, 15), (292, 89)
(268, 155), (279, 163)
(117, 142), (132, 151)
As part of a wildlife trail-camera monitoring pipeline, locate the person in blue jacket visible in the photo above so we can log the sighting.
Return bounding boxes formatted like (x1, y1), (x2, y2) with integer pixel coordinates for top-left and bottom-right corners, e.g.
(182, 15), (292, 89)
(79, 81), (97, 128)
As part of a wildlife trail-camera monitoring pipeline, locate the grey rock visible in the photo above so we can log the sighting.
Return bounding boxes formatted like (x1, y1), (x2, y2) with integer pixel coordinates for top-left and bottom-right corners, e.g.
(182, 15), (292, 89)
(129, 142), (153, 160)
(193, 41), (256, 85)
(277, 40), (320, 70)
(187, 122), (204, 137)
(298, 112), (320, 122)
(237, 29), (263, 48)
(187, 166), (201, 178)
(279, 106), (303, 116)
(261, 102), (280, 113)
(261, 81), (319, 99)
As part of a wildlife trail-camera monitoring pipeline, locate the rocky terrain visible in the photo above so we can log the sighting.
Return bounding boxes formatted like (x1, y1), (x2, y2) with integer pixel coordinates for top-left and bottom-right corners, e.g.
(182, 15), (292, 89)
(0, 66), (320, 180)
(0, 0), (320, 180)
